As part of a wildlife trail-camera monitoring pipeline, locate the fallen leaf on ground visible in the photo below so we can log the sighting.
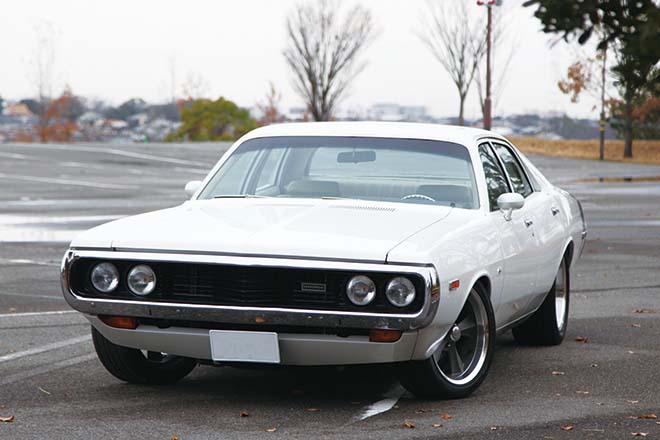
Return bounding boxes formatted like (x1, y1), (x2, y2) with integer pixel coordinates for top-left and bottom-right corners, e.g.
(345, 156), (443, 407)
(561, 425), (574, 431)
(631, 433), (648, 437)
(265, 427), (277, 433)
(432, 423), (443, 428)
(639, 414), (657, 419)
(415, 409), (433, 414)
(575, 336), (588, 343)
(171, 436), (178, 440)
(552, 371), (565, 376)
(305, 408), (320, 412)
(239, 411), (249, 417)
(0, 416), (14, 423)
(625, 400), (640, 404)
(404, 421), (416, 429)
(440, 414), (453, 420)
(576, 390), (590, 395)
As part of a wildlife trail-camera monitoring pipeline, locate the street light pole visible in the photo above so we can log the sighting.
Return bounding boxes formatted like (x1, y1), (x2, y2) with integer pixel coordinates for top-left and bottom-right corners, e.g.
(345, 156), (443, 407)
(484, 5), (492, 131)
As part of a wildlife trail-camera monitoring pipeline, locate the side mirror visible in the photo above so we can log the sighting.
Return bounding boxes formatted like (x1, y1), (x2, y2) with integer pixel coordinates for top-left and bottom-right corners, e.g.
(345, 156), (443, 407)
(184, 180), (203, 197)
(497, 192), (524, 221)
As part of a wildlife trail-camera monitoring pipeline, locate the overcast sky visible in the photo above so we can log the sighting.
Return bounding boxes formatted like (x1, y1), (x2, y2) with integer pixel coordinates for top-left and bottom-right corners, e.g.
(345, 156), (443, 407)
(1, 0), (601, 120)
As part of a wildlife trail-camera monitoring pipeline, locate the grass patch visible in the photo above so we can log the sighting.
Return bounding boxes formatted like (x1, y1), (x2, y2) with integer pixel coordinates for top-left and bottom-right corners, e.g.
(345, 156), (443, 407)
(509, 137), (660, 165)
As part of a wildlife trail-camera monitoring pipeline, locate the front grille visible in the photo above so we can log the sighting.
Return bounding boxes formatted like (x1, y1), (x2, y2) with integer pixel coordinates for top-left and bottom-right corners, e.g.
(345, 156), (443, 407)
(70, 258), (425, 314)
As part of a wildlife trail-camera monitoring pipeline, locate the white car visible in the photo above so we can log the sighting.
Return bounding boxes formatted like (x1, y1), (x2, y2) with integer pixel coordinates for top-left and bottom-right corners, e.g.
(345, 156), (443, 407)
(61, 122), (587, 398)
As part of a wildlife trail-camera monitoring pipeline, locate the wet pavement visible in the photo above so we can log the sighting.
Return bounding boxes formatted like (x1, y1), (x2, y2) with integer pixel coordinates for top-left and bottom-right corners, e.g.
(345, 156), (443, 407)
(1, 143), (659, 439)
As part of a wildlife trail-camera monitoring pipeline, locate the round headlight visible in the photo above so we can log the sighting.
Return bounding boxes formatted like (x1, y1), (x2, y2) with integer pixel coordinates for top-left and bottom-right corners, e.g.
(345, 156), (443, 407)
(91, 262), (119, 293)
(127, 265), (157, 296)
(385, 277), (416, 307)
(346, 275), (376, 306)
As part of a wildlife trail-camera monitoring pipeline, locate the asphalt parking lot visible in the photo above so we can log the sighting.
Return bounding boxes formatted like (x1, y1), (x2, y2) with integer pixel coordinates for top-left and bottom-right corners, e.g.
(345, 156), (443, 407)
(1, 141), (659, 439)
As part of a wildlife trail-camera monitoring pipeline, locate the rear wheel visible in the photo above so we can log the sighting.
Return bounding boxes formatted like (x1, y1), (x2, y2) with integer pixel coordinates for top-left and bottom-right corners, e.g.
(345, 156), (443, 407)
(512, 257), (570, 346)
(400, 283), (496, 399)
(91, 327), (197, 384)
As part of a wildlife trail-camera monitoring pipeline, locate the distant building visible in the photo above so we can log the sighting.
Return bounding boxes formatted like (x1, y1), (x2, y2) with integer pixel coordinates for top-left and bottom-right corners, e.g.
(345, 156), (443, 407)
(366, 103), (431, 122)
(3, 103), (34, 117)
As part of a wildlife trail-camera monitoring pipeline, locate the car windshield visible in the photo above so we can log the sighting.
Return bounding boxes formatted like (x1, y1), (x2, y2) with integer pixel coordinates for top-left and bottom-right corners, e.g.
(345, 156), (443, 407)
(198, 136), (479, 209)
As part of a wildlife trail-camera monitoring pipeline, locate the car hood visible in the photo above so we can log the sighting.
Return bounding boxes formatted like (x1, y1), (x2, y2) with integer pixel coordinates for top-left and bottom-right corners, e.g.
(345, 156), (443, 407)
(71, 198), (452, 262)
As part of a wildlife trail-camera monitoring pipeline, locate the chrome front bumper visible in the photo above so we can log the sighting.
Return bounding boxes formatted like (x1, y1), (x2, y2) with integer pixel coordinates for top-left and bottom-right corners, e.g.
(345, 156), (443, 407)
(61, 249), (440, 331)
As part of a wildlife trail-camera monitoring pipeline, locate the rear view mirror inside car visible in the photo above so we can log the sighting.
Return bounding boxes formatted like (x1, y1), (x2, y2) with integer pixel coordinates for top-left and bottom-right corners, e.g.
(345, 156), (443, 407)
(337, 150), (376, 163)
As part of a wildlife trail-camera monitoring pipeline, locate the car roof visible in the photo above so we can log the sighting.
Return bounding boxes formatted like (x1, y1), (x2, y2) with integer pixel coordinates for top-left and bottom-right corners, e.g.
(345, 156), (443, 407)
(240, 121), (507, 148)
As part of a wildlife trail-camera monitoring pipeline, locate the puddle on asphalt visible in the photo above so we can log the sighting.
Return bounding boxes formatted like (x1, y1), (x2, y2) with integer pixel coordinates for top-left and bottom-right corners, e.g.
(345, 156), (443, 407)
(564, 176), (660, 184)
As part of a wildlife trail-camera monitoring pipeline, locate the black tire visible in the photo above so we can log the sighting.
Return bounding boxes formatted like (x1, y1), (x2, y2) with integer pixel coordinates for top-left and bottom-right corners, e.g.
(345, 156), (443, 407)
(400, 282), (496, 399)
(512, 257), (570, 346)
(91, 327), (197, 384)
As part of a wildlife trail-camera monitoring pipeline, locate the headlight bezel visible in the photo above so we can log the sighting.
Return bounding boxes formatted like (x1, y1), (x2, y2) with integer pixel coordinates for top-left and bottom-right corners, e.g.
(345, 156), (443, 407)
(90, 262), (120, 293)
(126, 264), (157, 296)
(385, 276), (416, 307)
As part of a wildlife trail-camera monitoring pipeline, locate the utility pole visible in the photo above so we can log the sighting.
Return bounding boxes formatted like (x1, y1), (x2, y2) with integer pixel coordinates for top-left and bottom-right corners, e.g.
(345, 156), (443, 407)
(478, 0), (501, 131)
(599, 43), (607, 161)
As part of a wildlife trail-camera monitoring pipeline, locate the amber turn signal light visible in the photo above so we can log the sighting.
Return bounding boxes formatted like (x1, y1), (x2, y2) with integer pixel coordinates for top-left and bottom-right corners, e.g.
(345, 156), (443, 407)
(99, 315), (138, 329)
(369, 329), (402, 343)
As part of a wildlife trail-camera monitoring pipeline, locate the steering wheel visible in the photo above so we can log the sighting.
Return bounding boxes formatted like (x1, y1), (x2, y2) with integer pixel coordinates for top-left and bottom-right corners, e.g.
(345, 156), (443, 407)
(401, 194), (436, 203)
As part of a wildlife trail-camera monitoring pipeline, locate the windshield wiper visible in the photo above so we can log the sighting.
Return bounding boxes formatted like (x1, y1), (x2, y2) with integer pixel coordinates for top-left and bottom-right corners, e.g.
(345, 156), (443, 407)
(213, 194), (269, 199)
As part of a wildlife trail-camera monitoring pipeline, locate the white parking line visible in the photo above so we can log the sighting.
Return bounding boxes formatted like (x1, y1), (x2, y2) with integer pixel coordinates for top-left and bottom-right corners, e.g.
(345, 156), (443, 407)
(0, 258), (60, 267)
(0, 334), (91, 364)
(0, 352), (96, 386)
(0, 310), (77, 318)
(0, 172), (138, 190)
(351, 384), (406, 423)
(0, 291), (65, 301)
(12, 143), (205, 167)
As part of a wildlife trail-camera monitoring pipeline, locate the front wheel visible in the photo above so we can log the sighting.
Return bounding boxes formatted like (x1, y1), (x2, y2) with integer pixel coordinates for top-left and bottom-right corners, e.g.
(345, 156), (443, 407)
(400, 283), (496, 399)
(512, 257), (570, 346)
(91, 327), (197, 384)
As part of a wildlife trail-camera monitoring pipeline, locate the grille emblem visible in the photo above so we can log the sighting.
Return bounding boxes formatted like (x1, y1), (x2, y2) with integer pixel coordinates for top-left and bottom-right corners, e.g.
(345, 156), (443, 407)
(301, 282), (327, 293)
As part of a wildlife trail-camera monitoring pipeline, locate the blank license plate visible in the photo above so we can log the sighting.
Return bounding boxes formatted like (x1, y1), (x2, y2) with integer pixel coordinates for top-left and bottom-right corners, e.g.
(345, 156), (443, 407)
(209, 330), (280, 363)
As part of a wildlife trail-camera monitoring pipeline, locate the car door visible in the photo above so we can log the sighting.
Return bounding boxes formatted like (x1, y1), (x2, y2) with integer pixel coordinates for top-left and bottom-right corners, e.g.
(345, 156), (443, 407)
(478, 143), (539, 326)
(491, 142), (551, 315)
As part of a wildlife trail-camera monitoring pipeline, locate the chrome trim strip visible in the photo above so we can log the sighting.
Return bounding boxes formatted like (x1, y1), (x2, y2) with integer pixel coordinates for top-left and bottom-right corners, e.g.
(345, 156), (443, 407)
(61, 250), (440, 331)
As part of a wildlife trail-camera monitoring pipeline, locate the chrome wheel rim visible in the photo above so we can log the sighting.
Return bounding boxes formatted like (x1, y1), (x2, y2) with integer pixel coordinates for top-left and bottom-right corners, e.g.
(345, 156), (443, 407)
(555, 262), (568, 331)
(433, 288), (489, 386)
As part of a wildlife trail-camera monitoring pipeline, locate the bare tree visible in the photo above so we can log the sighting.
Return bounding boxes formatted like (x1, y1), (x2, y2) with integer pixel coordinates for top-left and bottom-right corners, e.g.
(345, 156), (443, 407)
(419, 0), (486, 126)
(283, 0), (376, 121)
(474, 7), (517, 124)
(181, 71), (211, 100)
(29, 21), (57, 141)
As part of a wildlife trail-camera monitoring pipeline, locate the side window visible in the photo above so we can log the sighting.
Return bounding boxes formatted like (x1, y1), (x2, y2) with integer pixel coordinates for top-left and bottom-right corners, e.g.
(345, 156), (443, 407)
(256, 147), (286, 190)
(492, 143), (533, 197)
(478, 143), (510, 211)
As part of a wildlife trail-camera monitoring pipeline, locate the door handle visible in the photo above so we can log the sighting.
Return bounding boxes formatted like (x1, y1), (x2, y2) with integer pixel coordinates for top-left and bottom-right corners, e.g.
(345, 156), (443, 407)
(524, 219), (534, 227)
(551, 207), (560, 216)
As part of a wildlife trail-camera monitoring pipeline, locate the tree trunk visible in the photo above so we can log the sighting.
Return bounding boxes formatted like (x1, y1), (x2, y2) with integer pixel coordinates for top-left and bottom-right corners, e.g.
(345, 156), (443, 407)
(623, 98), (633, 158)
(458, 95), (465, 126)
